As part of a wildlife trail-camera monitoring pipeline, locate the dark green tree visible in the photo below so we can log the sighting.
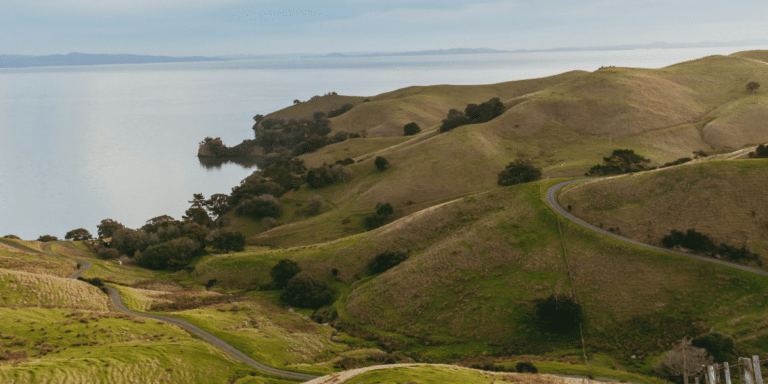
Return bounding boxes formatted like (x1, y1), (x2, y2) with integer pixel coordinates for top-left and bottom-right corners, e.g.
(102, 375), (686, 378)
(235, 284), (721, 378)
(97, 219), (125, 239)
(280, 272), (335, 309)
(374, 156), (389, 171)
(747, 81), (760, 94)
(236, 194), (282, 220)
(210, 231), (245, 253)
(403, 122), (421, 136)
(748, 144), (768, 158)
(270, 259), (302, 289)
(65, 228), (92, 241)
(37, 235), (59, 242)
(536, 294), (583, 333)
(183, 207), (213, 227)
(497, 160), (543, 186)
(692, 333), (735, 363)
(586, 149), (651, 176)
(367, 251), (409, 274)
(136, 237), (202, 270)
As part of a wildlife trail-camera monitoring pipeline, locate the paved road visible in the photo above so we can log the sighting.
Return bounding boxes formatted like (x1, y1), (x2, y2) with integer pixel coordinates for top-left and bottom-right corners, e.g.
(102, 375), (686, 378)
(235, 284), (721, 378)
(546, 178), (768, 278)
(0, 238), (317, 382)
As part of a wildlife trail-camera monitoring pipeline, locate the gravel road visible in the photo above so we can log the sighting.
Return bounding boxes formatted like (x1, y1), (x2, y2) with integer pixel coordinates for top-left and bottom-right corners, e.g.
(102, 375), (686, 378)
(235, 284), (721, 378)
(546, 178), (768, 278)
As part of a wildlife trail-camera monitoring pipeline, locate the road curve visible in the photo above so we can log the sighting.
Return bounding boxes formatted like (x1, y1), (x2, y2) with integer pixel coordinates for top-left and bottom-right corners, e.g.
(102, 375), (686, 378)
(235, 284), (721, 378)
(546, 178), (768, 277)
(0, 238), (317, 381)
(106, 287), (318, 381)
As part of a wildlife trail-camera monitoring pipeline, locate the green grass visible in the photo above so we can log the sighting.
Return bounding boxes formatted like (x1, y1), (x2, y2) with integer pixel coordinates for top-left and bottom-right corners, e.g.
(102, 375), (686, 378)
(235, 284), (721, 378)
(342, 365), (505, 384)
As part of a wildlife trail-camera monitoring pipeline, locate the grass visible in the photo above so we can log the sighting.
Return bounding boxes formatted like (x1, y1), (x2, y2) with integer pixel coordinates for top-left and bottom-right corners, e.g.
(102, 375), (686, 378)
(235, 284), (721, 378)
(0, 268), (109, 311)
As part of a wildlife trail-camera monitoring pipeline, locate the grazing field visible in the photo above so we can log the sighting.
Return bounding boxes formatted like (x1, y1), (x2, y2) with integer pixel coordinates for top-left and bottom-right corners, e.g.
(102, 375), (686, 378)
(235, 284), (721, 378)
(0, 269), (109, 310)
(0, 249), (78, 278)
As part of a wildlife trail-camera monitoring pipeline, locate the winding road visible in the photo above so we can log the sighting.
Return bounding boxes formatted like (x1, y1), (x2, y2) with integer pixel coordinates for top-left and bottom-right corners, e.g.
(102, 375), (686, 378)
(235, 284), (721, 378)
(0, 238), (318, 382)
(546, 178), (768, 278)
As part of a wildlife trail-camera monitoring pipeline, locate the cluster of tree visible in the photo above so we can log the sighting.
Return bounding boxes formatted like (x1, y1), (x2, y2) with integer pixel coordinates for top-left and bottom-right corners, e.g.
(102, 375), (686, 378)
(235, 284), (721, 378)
(326, 103), (354, 118)
(236, 194), (282, 221)
(364, 203), (394, 230)
(367, 251), (409, 275)
(535, 294), (583, 333)
(439, 97), (506, 133)
(65, 228), (92, 240)
(36, 235), (59, 242)
(2, 234), (21, 239)
(586, 149), (652, 176)
(403, 122), (421, 136)
(306, 163), (354, 189)
(661, 229), (759, 262)
(269, 259), (335, 309)
(749, 144), (768, 158)
(497, 159), (542, 186)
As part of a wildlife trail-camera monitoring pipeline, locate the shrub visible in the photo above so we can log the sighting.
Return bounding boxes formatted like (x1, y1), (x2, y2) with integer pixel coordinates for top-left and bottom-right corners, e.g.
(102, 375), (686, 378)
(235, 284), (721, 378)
(236, 194), (282, 220)
(280, 272), (335, 309)
(208, 231), (245, 253)
(374, 156), (389, 171)
(37, 235), (59, 242)
(660, 229), (758, 262)
(135, 237), (202, 270)
(662, 157), (692, 168)
(368, 251), (409, 274)
(364, 202), (394, 230)
(306, 195), (327, 215)
(535, 294), (583, 333)
(98, 248), (119, 260)
(749, 144), (768, 158)
(327, 103), (354, 118)
(306, 164), (354, 188)
(403, 122), (421, 136)
(586, 149), (651, 176)
(497, 160), (542, 186)
(516, 362), (538, 373)
(691, 333), (735, 363)
(270, 259), (301, 289)
(2, 234), (21, 239)
(439, 97), (505, 132)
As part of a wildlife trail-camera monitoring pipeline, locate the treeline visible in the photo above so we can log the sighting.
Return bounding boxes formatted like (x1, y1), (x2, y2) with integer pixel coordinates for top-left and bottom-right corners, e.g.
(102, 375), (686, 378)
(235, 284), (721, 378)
(661, 229), (760, 263)
(439, 97), (505, 132)
(199, 104), (361, 169)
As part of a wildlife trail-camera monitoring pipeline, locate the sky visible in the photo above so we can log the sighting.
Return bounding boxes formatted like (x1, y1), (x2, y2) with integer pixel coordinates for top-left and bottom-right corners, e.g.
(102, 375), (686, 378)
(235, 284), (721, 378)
(2, 0), (768, 56)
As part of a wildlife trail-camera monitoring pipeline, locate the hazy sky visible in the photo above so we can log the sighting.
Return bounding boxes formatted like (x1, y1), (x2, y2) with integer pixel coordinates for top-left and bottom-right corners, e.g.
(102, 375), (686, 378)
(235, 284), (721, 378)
(3, 0), (767, 56)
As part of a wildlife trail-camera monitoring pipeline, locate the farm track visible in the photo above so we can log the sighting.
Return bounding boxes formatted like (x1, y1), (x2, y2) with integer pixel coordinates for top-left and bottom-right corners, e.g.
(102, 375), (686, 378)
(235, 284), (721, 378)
(0, 238), (318, 382)
(546, 178), (768, 278)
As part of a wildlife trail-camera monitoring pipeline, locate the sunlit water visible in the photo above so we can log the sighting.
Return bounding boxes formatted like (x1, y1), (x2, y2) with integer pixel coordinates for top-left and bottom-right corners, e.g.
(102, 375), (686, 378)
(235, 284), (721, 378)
(1, 46), (765, 239)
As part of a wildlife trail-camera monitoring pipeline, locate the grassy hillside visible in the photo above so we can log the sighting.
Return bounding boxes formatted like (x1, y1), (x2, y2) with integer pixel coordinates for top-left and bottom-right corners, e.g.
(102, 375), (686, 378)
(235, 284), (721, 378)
(558, 159), (768, 262)
(242, 51), (768, 247)
(199, 179), (768, 376)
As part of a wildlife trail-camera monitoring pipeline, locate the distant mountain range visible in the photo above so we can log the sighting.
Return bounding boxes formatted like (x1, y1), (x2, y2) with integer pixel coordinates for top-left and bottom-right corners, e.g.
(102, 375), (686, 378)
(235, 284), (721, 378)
(0, 52), (224, 68)
(4, 41), (767, 68)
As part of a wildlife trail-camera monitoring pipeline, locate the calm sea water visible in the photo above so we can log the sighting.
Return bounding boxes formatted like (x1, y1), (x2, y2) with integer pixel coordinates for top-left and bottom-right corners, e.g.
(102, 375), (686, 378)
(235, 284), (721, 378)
(1, 46), (765, 239)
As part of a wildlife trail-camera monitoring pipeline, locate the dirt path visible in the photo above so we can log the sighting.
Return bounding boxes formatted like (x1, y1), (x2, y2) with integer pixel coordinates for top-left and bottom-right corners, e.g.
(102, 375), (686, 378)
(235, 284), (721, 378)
(0, 238), (318, 382)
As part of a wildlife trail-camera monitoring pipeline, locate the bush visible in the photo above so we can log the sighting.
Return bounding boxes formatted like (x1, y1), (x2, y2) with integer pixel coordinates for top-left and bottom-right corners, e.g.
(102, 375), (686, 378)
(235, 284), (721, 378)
(364, 202), (394, 230)
(306, 164), (354, 189)
(270, 259), (301, 289)
(208, 231), (245, 253)
(280, 272), (335, 309)
(2, 234), (21, 239)
(692, 333), (735, 363)
(516, 362), (538, 373)
(236, 194), (282, 220)
(374, 156), (389, 171)
(368, 251), (409, 274)
(37, 235), (59, 242)
(98, 247), (119, 260)
(135, 237), (202, 270)
(65, 228), (93, 241)
(661, 229), (759, 262)
(327, 103), (354, 118)
(749, 144), (768, 158)
(586, 149), (651, 176)
(306, 195), (327, 215)
(497, 160), (542, 186)
(535, 294), (583, 333)
(403, 122), (421, 136)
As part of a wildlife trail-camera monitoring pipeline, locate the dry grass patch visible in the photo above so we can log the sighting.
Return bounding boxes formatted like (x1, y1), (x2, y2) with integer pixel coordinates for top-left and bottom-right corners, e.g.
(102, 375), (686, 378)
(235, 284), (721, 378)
(0, 269), (109, 311)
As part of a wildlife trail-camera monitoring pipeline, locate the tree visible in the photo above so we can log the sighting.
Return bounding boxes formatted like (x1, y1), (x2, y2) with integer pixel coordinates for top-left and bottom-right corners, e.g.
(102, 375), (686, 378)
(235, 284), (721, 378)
(747, 81), (760, 94)
(204, 194), (230, 218)
(209, 231), (245, 253)
(183, 207), (212, 227)
(374, 156), (389, 171)
(306, 195), (327, 215)
(270, 259), (302, 289)
(280, 272), (335, 309)
(497, 160), (543, 186)
(293, 99), (300, 105)
(535, 294), (583, 333)
(364, 202), (394, 230)
(65, 228), (92, 241)
(653, 337), (712, 384)
(2, 234), (21, 240)
(367, 251), (409, 274)
(236, 194), (282, 220)
(586, 149), (651, 176)
(135, 237), (202, 270)
(749, 144), (768, 158)
(403, 122), (421, 136)
(37, 235), (59, 242)
(97, 219), (125, 239)
(691, 333), (735, 363)
(188, 193), (206, 209)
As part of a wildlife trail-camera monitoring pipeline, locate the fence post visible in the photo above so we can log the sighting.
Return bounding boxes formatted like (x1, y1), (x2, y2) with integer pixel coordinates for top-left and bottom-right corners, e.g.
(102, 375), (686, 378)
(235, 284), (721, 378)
(715, 364), (721, 384)
(742, 357), (755, 384)
(709, 366), (717, 384)
(753, 356), (763, 384)
(724, 362), (732, 384)
(696, 376), (700, 384)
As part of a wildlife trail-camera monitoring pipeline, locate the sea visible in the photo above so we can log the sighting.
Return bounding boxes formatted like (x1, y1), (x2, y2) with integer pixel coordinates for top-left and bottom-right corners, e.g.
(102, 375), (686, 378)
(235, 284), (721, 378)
(1, 46), (765, 240)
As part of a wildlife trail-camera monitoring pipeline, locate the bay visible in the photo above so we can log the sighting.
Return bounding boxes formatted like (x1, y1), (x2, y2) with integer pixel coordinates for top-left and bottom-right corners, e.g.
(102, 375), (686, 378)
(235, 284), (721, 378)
(1, 46), (764, 239)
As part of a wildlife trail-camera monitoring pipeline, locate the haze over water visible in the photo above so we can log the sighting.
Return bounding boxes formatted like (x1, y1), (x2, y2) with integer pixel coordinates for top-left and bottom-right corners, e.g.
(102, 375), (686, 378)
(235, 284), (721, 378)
(1, 46), (764, 239)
